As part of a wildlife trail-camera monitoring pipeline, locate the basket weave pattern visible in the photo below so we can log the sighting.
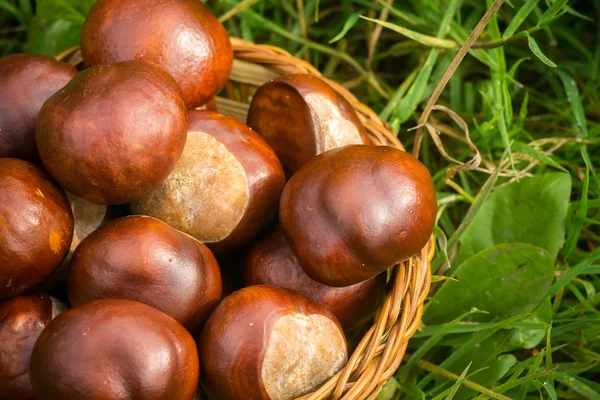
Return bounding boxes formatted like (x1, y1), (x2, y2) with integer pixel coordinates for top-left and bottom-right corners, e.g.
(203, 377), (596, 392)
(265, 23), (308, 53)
(57, 37), (435, 400)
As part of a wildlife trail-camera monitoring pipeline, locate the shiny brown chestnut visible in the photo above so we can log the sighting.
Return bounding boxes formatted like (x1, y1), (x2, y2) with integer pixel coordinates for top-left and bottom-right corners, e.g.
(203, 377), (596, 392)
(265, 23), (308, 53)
(0, 293), (66, 400)
(30, 299), (199, 400)
(0, 159), (74, 299)
(81, 0), (233, 108)
(244, 226), (385, 329)
(280, 145), (437, 287)
(132, 110), (285, 253)
(247, 74), (369, 177)
(200, 285), (348, 400)
(68, 215), (221, 331)
(36, 59), (188, 205)
(0, 54), (77, 160)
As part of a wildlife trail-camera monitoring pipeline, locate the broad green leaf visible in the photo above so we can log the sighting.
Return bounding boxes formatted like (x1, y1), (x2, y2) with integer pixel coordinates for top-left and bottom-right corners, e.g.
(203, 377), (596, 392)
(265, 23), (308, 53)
(509, 296), (552, 349)
(426, 243), (555, 324)
(329, 11), (361, 43)
(527, 33), (557, 67)
(454, 173), (571, 265)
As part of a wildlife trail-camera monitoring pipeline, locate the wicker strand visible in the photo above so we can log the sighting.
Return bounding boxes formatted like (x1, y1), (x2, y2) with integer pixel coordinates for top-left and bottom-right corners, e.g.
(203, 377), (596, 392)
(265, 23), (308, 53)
(57, 37), (434, 400)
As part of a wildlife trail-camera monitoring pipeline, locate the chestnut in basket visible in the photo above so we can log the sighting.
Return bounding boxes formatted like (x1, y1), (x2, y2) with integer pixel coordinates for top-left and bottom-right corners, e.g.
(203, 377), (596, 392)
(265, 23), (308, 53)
(0, 54), (77, 160)
(68, 215), (221, 331)
(247, 74), (369, 176)
(131, 110), (285, 253)
(0, 159), (73, 299)
(200, 285), (348, 400)
(81, 0), (233, 109)
(30, 299), (199, 400)
(37, 59), (187, 205)
(280, 145), (437, 287)
(0, 293), (66, 400)
(244, 226), (385, 330)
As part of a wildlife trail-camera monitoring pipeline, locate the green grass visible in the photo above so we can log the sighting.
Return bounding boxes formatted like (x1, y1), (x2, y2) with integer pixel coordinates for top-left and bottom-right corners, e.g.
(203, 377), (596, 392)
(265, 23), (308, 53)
(2, 0), (599, 398)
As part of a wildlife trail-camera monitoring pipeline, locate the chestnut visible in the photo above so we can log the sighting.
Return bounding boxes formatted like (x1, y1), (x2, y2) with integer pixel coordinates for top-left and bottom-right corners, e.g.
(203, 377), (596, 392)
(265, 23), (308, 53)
(280, 145), (437, 287)
(131, 110), (285, 253)
(0, 159), (74, 299)
(247, 74), (369, 176)
(0, 54), (77, 160)
(81, 0), (233, 108)
(36, 59), (188, 205)
(200, 285), (348, 400)
(68, 215), (221, 331)
(244, 226), (386, 330)
(0, 293), (66, 400)
(30, 299), (199, 400)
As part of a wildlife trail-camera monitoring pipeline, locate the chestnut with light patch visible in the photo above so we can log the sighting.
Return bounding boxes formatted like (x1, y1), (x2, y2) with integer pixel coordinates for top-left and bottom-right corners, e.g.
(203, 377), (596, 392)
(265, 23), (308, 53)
(132, 110), (285, 253)
(199, 285), (348, 400)
(247, 74), (369, 177)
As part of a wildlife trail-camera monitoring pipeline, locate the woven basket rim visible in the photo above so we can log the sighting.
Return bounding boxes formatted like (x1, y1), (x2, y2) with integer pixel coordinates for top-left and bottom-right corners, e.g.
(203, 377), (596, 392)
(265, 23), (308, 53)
(56, 37), (434, 400)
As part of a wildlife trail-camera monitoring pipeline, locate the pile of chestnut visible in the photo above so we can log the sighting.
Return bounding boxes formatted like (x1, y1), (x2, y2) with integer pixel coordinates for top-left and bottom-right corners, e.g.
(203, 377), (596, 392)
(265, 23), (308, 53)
(0, 1), (437, 399)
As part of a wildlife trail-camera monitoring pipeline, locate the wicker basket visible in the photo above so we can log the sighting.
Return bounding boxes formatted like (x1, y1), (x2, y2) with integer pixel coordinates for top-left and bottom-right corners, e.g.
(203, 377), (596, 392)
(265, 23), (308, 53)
(56, 37), (435, 400)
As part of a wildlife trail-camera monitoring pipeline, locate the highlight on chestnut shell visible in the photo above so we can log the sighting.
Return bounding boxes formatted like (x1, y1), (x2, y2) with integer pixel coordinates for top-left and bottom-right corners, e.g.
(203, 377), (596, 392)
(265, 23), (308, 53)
(131, 110), (285, 254)
(279, 145), (437, 287)
(247, 74), (369, 177)
(0, 159), (74, 299)
(81, 0), (233, 108)
(243, 225), (386, 330)
(0, 293), (66, 400)
(199, 285), (348, 400)
(29, 299), (199, 400)
(68, 215), (222, 332)
(0, 54), (77, 160)
(36, 59), (188, 205)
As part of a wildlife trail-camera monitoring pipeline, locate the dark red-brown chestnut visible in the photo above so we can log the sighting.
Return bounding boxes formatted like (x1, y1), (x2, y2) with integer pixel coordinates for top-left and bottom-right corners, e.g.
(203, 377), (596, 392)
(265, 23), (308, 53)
(81, 0), (233, 108)
(0, 54), (77, 160)
(30, 299), (199, 400)
(280, 145), (437, 287)
(247, 74), (369, 177)
(0, 159), (74, 299)
(199, 285), (348, 400)
(68, 215), (221, 331)
(131, 110), (285, 253)
(36, 59), (188, 205)
(244, 226), (385, 329)
(0, 293), (66, 400)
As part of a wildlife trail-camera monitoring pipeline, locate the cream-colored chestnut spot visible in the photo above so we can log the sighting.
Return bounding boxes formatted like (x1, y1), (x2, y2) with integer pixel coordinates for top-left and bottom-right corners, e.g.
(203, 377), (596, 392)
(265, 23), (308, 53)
(131, 131), (249, 243)
(261, 313), (347, 400)
(305, 93), (365, 154)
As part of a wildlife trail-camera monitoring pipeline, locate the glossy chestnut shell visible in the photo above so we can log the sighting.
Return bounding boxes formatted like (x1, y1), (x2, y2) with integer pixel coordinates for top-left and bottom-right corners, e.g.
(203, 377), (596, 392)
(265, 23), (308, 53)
(0, 54), (77, 160)
(0, 293), (64, 400)
(200, 285), (348, 400)
(68, 215), (222, 331)
(81, 0), (233, 108)
(243, 226), (385, 329)
(131, 110), (285, 253)
(279, 145), (437, 287)
(247, 74), (369, 177)
(30, 299), (199, 400)
(36, 59), (188, 205)
(0, 159), (73, 298)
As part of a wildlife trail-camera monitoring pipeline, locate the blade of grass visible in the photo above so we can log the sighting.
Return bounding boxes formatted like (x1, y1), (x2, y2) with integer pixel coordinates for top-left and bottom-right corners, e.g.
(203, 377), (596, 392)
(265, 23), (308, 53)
(527, 33), (557, 67)
(503, 0), (540, 38)
(432, 363), (471, 400)
(550, 247), (600, 297)
(555, 373), (600, 400)
(360, 16), (457, 49)
(329, 11), (362, 43)
(562, 165), (589, 258)
(512, 141), (567, 171)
